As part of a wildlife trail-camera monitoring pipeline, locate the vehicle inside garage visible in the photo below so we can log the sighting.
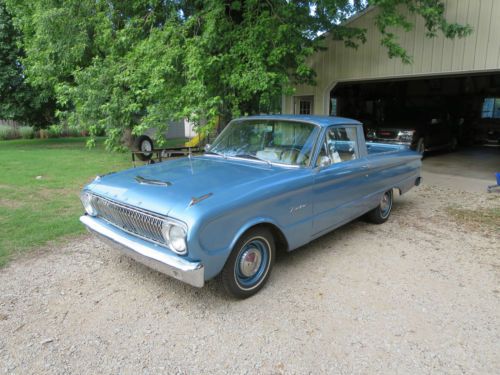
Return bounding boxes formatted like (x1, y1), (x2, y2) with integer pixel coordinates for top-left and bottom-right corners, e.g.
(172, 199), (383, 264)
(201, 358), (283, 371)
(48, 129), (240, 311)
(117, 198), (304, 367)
(330, 73), (500, 192)
(330, 72), (500, 149)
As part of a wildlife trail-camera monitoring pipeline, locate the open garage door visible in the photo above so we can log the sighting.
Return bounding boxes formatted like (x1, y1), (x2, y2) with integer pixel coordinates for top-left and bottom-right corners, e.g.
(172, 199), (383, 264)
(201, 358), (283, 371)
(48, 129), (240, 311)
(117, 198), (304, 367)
(330, 73), (500, 150)
(330, 73), (500, 192)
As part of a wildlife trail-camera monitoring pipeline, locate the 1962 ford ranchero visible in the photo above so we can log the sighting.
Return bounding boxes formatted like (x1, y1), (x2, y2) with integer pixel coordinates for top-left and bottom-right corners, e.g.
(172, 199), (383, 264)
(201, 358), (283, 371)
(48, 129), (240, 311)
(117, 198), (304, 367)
(80, 115), (422, 298)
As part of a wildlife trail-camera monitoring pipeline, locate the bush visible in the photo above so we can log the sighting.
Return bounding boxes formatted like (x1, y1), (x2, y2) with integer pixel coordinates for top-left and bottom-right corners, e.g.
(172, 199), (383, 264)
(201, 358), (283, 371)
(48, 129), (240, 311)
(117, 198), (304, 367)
(66, 125), (81, 137)
(48, 124), (63, 138)
(0, 125), (17, 140)
(19, 126), (34, 139)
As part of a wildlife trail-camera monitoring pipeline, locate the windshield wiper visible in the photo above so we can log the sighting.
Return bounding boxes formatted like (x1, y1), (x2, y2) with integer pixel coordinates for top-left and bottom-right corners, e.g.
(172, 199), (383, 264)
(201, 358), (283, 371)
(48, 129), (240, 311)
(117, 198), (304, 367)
(234, 154), (271, 166)
(205, 150), (225, 158)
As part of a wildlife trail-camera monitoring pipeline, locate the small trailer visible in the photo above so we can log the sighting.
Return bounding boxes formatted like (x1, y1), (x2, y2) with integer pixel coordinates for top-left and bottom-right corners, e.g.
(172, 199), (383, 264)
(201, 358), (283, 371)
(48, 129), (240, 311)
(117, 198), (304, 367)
(131, 145), (201, 167)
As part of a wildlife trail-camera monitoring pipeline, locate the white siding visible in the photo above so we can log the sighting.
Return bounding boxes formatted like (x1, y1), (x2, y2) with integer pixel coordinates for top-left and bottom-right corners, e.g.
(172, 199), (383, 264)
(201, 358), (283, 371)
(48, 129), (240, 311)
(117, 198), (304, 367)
(284, 0), (500, 115)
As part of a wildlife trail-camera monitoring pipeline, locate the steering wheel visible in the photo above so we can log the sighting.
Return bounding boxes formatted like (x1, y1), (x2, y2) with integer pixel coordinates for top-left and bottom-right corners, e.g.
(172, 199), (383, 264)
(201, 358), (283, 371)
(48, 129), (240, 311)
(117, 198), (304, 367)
(286, 146), (302, 153)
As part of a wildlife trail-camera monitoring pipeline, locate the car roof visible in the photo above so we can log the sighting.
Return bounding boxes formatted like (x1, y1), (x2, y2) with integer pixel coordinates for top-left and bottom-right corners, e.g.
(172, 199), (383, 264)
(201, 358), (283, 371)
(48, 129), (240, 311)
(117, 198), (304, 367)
(237, 115), (362, 127)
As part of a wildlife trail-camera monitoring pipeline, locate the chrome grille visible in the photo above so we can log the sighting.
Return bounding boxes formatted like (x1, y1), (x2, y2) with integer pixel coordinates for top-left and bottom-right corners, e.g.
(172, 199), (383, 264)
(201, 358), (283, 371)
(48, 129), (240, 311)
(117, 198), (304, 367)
(91, 194), (166, 245)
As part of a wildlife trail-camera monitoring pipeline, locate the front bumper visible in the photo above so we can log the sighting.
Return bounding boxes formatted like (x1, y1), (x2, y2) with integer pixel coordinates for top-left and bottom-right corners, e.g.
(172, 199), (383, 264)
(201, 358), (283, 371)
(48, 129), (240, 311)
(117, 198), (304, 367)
(80, 215), (204, 288)
(367, 138), (412, 146)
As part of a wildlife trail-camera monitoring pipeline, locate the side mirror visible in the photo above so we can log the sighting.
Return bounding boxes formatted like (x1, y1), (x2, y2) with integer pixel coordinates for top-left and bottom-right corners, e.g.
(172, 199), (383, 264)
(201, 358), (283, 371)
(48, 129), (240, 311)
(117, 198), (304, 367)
(318, 156), (331, 168)
(204, 144), (211, 152)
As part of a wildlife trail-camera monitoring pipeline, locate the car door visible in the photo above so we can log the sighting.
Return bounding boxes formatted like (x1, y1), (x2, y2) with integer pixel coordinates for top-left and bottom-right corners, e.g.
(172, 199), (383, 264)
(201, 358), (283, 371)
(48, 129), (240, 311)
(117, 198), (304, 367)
(312, 125), (371, 236)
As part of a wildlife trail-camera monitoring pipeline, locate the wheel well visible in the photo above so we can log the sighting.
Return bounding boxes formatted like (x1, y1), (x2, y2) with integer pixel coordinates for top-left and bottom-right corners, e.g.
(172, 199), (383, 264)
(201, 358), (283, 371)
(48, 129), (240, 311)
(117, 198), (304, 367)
(244, 223), (289, 253)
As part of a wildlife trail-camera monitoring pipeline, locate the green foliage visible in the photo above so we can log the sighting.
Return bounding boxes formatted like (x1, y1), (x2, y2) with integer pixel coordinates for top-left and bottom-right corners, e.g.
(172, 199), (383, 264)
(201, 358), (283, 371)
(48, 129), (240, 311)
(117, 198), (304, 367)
(0, 125), (16, 140)
(18, 125), (34, 139)
(371, 0), (472, 63)
(0, 0), (51, 126)
(48, 124), (63, 138)
(0, 124), (34, 139)
(4, 0), (471, 149)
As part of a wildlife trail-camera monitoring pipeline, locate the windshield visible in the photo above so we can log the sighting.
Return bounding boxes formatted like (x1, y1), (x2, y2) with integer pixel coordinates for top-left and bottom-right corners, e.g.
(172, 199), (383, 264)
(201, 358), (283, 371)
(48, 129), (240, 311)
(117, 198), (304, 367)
(210, 120), (319, 166)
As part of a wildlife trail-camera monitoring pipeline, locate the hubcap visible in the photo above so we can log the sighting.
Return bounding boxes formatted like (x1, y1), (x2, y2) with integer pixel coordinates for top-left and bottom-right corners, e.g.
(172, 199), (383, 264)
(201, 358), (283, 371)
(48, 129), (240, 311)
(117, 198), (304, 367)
(239, 247), (262, 277)
(234, 237), (270, 290)
(380, 192), (392, 217)
(141, 141), (152, 153)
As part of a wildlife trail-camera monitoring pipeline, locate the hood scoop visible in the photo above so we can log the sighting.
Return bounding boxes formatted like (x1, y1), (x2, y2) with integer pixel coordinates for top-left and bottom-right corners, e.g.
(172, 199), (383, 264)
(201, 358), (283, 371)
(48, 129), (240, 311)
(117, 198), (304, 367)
(135, 175), (172, 186)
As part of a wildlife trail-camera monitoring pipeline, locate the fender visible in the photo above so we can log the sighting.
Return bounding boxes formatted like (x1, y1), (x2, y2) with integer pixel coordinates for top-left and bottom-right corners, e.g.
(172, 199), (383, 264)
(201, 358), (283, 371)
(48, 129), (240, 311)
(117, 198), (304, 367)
(228, 216), (287, 253)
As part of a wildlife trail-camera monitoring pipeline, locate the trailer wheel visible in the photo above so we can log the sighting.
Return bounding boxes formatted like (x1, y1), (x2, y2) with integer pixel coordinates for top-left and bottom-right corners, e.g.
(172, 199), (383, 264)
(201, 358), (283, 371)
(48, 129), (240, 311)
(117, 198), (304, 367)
(133, 135), (154, 161)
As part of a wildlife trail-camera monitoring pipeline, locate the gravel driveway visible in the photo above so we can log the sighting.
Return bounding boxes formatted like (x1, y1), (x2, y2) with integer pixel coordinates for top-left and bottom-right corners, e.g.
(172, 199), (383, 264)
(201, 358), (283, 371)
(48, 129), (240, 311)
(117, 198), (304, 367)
(1, 185), (499, 374)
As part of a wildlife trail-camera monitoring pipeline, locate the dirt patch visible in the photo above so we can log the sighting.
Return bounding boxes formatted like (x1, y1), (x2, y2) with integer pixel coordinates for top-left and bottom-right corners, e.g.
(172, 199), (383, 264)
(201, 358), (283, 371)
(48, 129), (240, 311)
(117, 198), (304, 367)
(34, 187), (77, 200)
(447, 206), (500, 234)
(0, 184), (499, 374)
(0, 198), (22, 209)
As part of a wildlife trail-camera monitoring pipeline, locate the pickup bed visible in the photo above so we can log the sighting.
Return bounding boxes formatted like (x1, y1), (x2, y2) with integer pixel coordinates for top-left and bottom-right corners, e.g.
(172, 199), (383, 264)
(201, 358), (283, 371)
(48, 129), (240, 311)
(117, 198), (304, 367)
(80, 115), (422, 298)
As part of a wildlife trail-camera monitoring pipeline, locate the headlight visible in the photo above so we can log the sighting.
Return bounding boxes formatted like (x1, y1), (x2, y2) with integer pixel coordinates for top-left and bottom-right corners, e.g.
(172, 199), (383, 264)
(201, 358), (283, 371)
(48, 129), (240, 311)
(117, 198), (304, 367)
(162, 222), (187, 254)
(80, 192), (97, 216)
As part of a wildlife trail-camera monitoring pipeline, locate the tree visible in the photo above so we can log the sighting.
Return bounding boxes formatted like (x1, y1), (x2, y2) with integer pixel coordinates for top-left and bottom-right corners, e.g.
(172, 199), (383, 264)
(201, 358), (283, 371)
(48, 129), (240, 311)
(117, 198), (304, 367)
(0, 0), (49, 125)
(5, 0), (471, 148)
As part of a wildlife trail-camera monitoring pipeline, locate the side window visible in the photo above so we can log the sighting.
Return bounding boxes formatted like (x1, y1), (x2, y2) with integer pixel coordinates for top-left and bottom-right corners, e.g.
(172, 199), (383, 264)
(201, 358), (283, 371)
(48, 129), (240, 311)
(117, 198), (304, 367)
(317, 126), (358, 166)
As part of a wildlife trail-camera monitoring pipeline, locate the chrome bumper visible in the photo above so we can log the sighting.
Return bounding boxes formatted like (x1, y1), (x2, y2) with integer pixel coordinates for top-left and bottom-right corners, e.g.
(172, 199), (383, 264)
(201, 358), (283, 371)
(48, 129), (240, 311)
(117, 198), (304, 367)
(80, 215), (204, 288)
(368, 138), (411, 146)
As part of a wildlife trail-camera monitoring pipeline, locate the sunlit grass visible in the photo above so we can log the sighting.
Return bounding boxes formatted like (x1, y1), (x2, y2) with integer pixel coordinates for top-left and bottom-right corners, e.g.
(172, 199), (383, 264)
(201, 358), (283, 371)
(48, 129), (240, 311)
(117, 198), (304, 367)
(0, 137), (184, 266)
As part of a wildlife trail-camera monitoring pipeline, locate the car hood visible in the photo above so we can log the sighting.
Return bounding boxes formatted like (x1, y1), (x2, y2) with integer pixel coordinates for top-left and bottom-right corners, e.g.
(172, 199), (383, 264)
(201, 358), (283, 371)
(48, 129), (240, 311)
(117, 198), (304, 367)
(85, 156), (289, 218)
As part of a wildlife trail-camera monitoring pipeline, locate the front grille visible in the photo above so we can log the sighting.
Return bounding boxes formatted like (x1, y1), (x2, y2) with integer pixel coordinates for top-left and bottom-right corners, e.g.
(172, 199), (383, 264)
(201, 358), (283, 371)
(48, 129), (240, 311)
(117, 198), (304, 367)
(91, 194), (166, 245)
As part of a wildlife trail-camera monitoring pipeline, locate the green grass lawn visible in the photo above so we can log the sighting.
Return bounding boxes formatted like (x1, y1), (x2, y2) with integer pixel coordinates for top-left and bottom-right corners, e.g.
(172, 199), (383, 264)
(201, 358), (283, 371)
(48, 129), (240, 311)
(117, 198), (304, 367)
(0, 137), (184, 266)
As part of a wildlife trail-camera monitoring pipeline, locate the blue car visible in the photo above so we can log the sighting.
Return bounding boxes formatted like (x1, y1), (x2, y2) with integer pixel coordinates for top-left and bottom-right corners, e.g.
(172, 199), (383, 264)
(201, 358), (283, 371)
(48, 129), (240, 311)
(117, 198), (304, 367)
(80, 115), (422, 298)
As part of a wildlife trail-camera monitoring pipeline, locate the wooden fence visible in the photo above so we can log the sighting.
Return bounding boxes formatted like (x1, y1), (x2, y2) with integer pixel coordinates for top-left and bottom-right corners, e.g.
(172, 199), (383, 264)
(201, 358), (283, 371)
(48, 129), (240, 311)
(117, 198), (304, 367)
(0, 119), (19, 128)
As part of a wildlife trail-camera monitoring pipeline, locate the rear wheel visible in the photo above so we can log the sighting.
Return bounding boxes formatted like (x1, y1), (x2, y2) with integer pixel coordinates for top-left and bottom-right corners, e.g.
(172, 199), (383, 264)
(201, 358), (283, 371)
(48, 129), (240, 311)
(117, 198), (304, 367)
(221, 227), (275, 299)
(367, 190), (393, 224)
(133, 135), (154, 161)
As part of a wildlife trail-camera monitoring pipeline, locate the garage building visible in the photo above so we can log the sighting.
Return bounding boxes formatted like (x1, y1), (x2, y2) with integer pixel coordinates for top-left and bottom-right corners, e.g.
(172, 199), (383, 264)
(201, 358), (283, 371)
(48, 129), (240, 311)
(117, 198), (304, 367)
(282, 0), (500, 149)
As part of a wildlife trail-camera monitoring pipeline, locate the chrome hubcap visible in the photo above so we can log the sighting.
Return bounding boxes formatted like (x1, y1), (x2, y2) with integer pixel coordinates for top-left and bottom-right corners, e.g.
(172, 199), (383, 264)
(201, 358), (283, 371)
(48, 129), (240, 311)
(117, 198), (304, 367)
(141, 141), (152, 152)
(380, 192), (392, 217)
(239, 247), (262, 277)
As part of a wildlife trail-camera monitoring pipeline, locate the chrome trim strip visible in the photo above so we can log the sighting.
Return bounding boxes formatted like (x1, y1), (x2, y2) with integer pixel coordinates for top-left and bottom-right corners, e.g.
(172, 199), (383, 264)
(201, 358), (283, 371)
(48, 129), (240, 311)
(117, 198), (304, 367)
(189, 192), (213, 207)
(367, 139), (411, 146)
(80, 215), (204, 288)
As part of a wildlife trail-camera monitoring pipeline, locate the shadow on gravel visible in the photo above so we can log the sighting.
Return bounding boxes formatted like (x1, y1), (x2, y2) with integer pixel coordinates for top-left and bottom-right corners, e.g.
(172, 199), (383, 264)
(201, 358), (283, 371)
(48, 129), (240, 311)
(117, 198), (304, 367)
(107, 199), (411, 303)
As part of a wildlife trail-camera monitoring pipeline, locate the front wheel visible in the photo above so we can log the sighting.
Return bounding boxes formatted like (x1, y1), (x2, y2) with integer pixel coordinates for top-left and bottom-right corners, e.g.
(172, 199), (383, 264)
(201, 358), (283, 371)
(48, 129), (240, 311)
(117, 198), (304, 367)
(366, 190), (393, 224)
(220, 228), (275, 299)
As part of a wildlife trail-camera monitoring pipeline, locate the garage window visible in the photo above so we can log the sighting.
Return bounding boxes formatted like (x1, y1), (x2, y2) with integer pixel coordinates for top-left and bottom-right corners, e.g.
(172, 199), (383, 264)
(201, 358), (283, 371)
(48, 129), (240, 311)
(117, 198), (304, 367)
(481, 98), (500, 118)
(299, 100), (312, 115)
(295, 96), (314, 115)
